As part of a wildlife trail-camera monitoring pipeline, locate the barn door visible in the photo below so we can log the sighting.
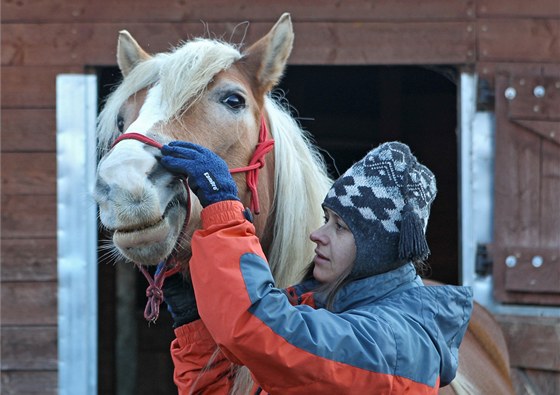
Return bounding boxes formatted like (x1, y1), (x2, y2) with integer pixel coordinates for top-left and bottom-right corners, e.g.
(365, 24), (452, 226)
(492, 66), (560, 305)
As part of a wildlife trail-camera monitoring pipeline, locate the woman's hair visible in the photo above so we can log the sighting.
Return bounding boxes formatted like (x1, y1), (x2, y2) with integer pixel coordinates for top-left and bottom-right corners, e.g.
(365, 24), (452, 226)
(301, 262), (353, 310)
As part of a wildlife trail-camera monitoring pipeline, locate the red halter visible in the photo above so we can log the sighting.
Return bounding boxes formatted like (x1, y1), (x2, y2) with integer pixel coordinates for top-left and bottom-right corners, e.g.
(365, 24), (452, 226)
(110, 116), (274, 322)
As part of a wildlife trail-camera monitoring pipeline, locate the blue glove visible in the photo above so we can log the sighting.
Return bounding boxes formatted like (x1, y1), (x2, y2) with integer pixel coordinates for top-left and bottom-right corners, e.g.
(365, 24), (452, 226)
(160, 141), (239, 207)
(158, 264), (200, 328)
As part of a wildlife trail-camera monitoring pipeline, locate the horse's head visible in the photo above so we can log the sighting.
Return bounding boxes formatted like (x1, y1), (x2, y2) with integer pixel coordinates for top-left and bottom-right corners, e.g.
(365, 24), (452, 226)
(95, 14), (294, 266)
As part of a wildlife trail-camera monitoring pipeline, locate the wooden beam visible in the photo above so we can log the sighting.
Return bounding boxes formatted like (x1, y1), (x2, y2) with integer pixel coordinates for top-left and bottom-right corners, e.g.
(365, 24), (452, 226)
(1, 109), (56, 152)
(1, 66), (83, 109)
(479, 19), (560, 63)
(478, 0), (560, 18)
(1, 153), (56, 195)
(1, 239), (57, 282)
(0, 326), (57, 370)
(2, 21), (476, 67)
(1, 195), (56, 238)
(292, 21), (475, 65)
(477, 62), (560, 89)
(0, 371), (57, 395)
(496, 315), (560, 371)
(1, 282), (57, 325)
(1, 0), (475, 23)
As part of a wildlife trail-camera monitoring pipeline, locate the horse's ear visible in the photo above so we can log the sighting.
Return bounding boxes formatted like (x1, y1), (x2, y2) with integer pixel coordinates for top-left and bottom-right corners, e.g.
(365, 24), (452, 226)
(243, 13), (294, 94)
(117, 30), (151, 77)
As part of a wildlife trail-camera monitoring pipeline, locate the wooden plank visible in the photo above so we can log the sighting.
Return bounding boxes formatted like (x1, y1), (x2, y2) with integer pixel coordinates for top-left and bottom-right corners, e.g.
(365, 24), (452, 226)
(1, 282), (57, 325)
(2, 21), (476, 67)
(1, 195), (56, 238)
(479, 19), (560, 63)
(1, 66), (83, 108)
(0, 326), (57, 370)
(496, 315), (560, 371)
(493, 290), (560, 305)
(1, 371), (57, 395)
(1, 0), (475, 23)
(1, 109), (56, 152)
(293, 21), (474, 65)
(506, 75), (560, 121)
(541, 139), (560, 246)
(1, 239), (57, 281)
(493, 246), (560, 293)
(494, 114), (541, 246)
(1, 153), (56, 195)
(514, 120), (560, 145)
(476, 62), (560, 89)
(478, 0), (560, 18)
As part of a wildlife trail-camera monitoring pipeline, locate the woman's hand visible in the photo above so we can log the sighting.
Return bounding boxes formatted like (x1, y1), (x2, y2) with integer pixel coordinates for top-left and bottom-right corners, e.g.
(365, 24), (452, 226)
(161, 141), (239, 207)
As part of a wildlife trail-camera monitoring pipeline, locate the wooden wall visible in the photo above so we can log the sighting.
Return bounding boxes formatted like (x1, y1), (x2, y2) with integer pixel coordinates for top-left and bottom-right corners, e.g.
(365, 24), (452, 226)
(1, 1), (559, 394)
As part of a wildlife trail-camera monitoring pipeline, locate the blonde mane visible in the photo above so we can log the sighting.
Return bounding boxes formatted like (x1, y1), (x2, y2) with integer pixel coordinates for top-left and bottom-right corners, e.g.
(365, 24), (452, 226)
(264, 96), (332, 286)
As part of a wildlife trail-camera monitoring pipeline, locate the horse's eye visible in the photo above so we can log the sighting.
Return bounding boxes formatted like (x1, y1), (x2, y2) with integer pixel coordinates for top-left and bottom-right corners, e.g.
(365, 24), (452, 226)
(117, 116), (125, 133)
(222, 93), (246, 110)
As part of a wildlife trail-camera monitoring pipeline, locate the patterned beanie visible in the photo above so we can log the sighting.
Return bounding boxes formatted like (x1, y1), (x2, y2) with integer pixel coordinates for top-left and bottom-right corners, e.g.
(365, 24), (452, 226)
(322, 142), (437, 278)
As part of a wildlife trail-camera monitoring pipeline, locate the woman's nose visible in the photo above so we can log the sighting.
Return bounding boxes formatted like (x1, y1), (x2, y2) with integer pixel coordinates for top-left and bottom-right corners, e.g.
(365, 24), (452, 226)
(310, 226), (326, 244)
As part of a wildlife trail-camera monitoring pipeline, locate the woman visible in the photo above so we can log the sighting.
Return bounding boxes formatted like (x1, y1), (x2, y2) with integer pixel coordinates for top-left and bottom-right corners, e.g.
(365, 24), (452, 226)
(160, 141), (474, 394)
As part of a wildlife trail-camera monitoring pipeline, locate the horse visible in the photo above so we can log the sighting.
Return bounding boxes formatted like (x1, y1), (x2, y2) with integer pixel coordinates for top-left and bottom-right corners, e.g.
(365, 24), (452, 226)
(94, 13), (514, 395)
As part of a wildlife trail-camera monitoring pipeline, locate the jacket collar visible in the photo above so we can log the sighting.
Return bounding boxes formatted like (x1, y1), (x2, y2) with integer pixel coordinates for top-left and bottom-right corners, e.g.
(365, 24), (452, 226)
(314, 263), (422, 312)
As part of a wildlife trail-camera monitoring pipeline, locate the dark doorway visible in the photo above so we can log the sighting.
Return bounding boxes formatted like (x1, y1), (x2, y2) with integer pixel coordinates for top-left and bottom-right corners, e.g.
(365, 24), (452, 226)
(279, 65), (459, 286)
(96, 65), (458, 394)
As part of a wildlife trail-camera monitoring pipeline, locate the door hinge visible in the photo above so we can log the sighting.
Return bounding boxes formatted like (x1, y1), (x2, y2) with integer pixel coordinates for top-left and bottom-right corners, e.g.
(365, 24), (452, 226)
(475, 243), (493, 276)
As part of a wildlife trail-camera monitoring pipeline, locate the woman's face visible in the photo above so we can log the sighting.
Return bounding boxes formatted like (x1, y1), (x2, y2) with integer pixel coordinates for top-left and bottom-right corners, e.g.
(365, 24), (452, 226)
(310, 207), (356, 284)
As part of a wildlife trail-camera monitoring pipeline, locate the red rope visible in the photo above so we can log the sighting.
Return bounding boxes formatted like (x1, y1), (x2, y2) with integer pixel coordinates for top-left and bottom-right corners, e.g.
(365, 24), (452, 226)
(140, 258), (182, 323)
(110, 115), (273, 322)
(112, 132), (163, 149)
(229, 116), (274, 214)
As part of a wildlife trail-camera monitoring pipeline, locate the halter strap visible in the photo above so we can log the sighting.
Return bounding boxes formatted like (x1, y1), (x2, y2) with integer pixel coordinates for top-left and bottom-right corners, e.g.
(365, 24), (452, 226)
(112, 116), (273, 214)
(114, 132), (163, 149)
(110, 115), (274, 322)
(229, 116), (274, 214)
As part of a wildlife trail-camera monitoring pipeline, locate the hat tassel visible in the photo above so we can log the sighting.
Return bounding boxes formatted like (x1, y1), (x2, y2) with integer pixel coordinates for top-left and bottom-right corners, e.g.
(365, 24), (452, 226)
(398, 204), (430, 262)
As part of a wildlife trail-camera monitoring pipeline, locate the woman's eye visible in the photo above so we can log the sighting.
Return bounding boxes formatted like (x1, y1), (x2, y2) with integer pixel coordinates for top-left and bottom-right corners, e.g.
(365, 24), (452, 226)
(222, 93), (246, 110)
(117, 116), (125, 133)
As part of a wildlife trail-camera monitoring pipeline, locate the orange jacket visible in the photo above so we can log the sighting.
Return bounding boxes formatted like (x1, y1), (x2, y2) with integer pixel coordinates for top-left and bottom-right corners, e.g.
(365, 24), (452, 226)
(171, 201), (472, 394)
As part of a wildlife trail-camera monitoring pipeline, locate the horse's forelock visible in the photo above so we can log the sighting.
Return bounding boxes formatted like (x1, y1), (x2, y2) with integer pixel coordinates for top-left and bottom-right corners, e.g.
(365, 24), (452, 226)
(97, 56), (165, 153)
(160, 39), (242, 119)
(97, 38), (241, 154)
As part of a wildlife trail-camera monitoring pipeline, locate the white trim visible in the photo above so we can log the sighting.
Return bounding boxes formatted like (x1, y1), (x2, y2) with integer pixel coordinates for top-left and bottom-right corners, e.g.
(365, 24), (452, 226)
(57, 74), (99, 394)
(459, 72), (560, 318)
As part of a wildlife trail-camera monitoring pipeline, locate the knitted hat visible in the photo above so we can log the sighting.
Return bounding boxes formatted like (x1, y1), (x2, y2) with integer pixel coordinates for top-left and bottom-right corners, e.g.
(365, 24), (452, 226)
(322, 142), (437, 278)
